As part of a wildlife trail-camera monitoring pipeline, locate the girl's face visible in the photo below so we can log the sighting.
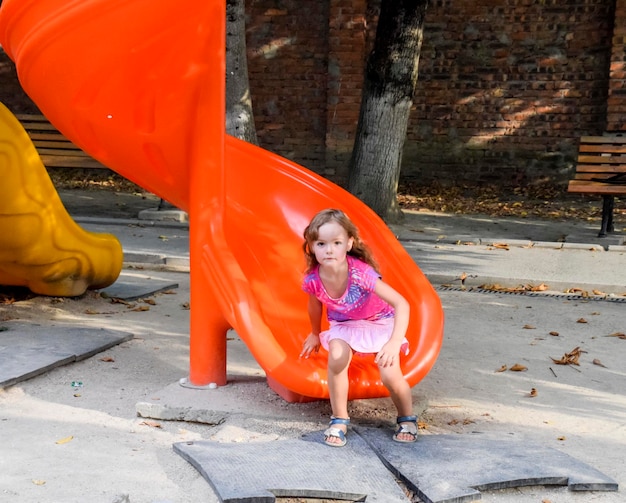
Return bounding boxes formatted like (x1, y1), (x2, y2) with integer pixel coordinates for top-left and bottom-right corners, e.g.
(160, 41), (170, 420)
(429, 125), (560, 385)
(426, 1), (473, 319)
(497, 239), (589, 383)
(312, 221), (353, 267)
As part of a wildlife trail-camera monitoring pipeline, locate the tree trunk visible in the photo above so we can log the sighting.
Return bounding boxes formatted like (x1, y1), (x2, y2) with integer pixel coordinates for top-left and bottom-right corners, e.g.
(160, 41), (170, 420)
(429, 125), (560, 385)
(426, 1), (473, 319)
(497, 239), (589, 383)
(348, 0), (428, 223)
(226, 0), (257, 144)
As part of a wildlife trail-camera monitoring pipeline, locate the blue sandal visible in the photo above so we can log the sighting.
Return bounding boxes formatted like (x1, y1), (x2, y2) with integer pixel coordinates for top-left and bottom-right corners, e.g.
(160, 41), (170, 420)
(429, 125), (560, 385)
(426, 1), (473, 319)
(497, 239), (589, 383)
(393, 415), (418, 443)
(324, 416), (350, 447)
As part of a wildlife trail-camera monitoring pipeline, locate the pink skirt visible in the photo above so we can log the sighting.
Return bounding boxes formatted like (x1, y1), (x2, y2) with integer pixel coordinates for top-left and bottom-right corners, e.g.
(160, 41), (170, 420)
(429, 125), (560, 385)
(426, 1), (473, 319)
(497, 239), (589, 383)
(319, 317), (409, 356)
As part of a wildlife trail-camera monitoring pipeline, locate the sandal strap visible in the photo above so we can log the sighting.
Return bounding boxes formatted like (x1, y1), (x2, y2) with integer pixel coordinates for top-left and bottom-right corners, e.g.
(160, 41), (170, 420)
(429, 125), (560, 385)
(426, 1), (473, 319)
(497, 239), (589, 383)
(396, 415), (417, 424)
(329, 416), (350, 426)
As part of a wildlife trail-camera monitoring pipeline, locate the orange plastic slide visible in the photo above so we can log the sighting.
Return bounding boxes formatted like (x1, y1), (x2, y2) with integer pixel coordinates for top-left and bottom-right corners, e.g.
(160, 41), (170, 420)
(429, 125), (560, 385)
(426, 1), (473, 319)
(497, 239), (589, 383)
(0, 0), (443, 400)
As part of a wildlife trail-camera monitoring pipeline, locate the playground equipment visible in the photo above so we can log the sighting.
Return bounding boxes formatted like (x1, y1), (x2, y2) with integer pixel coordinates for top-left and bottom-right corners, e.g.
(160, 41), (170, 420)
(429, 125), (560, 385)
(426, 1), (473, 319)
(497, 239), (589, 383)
(0, 0), (444, 401)
(0, 102), (122, 297)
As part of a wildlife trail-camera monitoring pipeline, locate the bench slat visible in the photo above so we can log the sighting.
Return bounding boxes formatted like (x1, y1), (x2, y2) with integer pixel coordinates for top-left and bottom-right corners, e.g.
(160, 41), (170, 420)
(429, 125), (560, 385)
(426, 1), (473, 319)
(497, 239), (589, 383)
(568, 180), (626, 194)
(38, 155), (107, 169)
(580, 135), (626, 144)
(573, 163), (626, 173)
(576, 155), (626, 166)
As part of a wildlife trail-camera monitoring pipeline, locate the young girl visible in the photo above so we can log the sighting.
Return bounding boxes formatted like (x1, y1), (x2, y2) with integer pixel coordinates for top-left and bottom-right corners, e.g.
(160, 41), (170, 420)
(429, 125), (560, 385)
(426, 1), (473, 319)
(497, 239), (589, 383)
(300, 208), (417, 447)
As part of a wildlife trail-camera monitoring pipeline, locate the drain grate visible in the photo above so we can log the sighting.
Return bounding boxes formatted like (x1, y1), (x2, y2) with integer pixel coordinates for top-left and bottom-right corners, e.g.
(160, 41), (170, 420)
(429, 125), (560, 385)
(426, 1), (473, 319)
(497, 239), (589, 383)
(436, 284), (626, 303)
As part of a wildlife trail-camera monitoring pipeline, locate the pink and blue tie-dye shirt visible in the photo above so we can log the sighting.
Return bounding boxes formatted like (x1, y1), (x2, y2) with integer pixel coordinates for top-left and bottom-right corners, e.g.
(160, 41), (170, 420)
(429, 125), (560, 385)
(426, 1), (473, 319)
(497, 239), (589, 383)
(302, 255), (395, 322)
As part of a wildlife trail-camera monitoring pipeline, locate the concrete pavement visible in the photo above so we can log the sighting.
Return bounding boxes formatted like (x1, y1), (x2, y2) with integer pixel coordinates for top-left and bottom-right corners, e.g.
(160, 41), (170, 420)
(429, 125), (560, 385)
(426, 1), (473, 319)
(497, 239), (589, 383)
(1, 191), (624, 503)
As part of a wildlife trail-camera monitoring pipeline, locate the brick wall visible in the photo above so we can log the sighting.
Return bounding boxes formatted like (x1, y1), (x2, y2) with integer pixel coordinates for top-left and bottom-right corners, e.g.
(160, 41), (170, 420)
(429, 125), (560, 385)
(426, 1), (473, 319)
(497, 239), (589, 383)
(1, 1), (618, 188)
(246, 0), (330, 170)
(608, 0), (626, 130)
(246, 0), (616, 187)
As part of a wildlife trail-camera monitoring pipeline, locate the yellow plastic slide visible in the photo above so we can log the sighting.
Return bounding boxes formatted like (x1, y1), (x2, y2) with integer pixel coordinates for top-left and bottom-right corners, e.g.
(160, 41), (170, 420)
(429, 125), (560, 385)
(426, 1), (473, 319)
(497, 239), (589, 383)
(0, 103), (122, 297)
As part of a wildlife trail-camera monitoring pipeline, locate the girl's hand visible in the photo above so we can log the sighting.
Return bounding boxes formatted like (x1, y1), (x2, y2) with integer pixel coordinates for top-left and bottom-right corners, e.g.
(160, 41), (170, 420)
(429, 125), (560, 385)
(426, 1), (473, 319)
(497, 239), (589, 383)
(375, 340), (401, 368)
(300, 333), (321, 359)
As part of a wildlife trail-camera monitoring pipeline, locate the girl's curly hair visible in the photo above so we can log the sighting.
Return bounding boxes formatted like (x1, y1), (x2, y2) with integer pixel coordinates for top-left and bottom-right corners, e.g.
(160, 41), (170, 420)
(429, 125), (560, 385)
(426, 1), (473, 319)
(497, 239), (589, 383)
(302, 208), (379, 273)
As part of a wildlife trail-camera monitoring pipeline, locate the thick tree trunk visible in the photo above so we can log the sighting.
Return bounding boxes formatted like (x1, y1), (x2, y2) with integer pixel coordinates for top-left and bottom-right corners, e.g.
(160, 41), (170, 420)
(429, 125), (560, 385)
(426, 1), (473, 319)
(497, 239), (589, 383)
(226, 0), (257, 144)
(348, 0), (428, 223)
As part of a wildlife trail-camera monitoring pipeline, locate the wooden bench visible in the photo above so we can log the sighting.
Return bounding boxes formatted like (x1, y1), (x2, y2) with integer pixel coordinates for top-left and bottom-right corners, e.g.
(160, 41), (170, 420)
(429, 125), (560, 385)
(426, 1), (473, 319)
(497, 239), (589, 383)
(15, 113), (107, 170)
(568, 135), (626, 237)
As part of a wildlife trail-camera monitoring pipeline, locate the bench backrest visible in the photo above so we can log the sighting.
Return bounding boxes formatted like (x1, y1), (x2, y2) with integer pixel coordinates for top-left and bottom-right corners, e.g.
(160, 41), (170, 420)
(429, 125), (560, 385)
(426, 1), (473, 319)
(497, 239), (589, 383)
(15, 113), (107, 169)
(568, 136), (626, 195)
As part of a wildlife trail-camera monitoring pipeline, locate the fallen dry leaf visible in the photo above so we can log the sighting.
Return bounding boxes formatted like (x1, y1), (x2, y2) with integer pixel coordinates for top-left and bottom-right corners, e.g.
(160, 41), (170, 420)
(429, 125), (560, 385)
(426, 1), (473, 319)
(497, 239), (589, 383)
(110, 297), (130, 305)
(529, 388), (538, 397)
(140, 420), (162, 428)
(606, 332), (626, 340)
(142, 298), (157, 305)
(509, 363), (528, 372)
(495, 365), (508, 373)
(530, 283), (549, 292)
(55, 435), (74, 445)
(492, 243), (510, 250)
(130, 305), (150, 312)
(557, 436), (566, 441)
(550, 346), (586, 366)
(32, 479), (46, 486)
(99, 356), (115, 363)
(523, 324), (536, 329)
(549, 331), (559, 336)
(593, 358), (607, 368)
(564, 287), (589, 296)
(577, 318), (588, 323)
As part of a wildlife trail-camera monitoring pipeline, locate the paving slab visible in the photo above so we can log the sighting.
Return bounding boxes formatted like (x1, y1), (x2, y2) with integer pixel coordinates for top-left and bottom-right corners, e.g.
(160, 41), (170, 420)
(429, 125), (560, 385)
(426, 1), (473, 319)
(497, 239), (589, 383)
(0, 322), (133, 388)
(99, 272), (179, 301)
(356, 428), (619, 503)
(173, 431), (411, 502)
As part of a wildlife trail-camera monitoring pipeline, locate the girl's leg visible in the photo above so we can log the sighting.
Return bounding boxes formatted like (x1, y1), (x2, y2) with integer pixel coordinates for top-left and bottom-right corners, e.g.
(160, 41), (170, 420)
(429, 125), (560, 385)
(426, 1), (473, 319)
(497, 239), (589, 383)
(326, 339), (352, 445)
(378, 363), (416, 442)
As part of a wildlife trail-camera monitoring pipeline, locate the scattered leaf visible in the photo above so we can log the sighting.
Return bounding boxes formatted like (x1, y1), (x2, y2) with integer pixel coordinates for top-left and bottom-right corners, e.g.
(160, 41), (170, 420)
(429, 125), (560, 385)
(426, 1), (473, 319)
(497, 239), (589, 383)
(549, 331), (559, 336)
(576, 318), (588, 324)
(99, 356), (115, 363)
(557, 436), (566, 441)
(140, 420), (162, 429)
(529, 388), (538, 397)
(495, 364), (508, 373)
(550, 346), (586, 366)
(509, 363), (528, 372)
(158, 235), (169, 241)
(130, 305), (150, 312)
(55, 435), (74, 445)
(110, 297), (130, 305)
(492, 243), (510, 250)
(142, 298), (157, 305)
(523, 324), (536, 330)
(181, 302), (190, 310)
(593, 358), (607, 368)
(606, 332), (626, 340)
(32, 479), (46, 486)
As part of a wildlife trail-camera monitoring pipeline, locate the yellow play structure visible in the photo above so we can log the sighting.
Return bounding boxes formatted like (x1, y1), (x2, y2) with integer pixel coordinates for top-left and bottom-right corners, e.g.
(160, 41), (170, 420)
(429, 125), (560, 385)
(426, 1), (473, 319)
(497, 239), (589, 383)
(0, 102), (123, 297)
